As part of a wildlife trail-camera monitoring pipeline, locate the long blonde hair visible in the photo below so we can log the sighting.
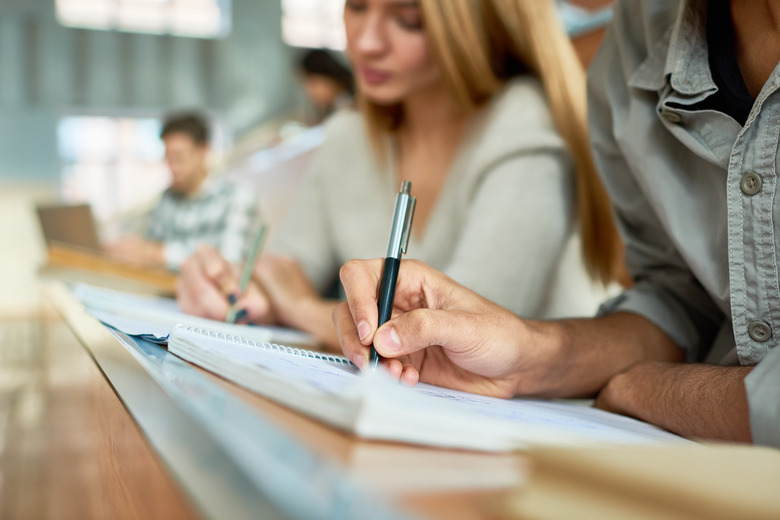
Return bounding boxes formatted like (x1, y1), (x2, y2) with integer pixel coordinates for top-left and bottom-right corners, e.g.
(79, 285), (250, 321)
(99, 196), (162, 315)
(359, 0), (621, 283)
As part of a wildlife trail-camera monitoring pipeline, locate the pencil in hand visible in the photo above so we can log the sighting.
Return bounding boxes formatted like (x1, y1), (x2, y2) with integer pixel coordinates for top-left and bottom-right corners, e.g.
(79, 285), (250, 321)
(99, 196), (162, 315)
(225, 224), (267, 324)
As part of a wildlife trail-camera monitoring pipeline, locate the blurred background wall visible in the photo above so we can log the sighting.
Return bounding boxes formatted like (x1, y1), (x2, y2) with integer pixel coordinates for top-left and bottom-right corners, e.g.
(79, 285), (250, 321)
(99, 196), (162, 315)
(0, 0), (309, 317)
(0, 0), (298, 184)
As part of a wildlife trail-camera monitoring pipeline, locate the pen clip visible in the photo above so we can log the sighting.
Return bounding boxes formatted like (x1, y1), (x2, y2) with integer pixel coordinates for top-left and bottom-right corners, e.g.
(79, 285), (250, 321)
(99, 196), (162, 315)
(400, 196), (416, 255)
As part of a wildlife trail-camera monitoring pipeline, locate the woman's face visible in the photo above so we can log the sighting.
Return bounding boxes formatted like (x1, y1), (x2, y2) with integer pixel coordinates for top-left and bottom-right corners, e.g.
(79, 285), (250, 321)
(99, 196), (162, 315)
(344, 0), (441, 105)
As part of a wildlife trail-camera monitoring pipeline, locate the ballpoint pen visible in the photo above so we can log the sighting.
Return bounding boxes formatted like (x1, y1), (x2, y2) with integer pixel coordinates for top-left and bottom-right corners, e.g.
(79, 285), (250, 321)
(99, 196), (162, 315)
(371, 181), (416, 368)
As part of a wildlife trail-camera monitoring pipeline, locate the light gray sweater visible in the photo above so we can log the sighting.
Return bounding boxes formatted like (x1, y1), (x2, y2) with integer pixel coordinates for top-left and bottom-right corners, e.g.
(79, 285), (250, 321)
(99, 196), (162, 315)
(270, 76), (607, 319)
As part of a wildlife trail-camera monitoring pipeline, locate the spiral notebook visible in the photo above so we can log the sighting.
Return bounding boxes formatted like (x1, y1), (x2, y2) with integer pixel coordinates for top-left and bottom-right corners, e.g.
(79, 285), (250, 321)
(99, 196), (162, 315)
(72, 282), (314, 346)
(167, 325), (687, 451)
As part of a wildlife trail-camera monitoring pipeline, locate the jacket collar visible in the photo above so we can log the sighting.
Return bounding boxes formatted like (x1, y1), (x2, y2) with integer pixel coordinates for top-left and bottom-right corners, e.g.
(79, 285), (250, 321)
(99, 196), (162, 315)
(629, 0), (716, 97)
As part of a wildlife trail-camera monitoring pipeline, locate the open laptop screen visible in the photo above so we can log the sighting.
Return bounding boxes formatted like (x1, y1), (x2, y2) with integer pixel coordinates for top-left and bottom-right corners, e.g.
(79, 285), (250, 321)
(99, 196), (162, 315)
(36, 203), (101, 252)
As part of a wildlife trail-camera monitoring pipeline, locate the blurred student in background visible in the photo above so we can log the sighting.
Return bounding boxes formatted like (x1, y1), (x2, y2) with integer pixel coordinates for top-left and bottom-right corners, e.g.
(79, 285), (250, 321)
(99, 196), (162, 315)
(176, 0), (622, 348)
(299, 49), (356, 124)
(105, 113), (257, 270)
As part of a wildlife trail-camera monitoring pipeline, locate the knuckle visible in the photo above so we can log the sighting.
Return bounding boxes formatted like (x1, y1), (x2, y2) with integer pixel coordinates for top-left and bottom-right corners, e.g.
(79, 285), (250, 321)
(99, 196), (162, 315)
(406, 259), (428, 271)
(349, 296), (370, 316)
(339, 259), (360, 280)
(413, 310), (438, 336)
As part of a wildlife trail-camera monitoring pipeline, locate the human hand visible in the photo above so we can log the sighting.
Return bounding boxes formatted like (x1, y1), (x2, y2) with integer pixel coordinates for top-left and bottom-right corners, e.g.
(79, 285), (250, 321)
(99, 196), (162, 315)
(252, 254), (319, 328)
(104, 237), (164, 267)
(177, 245), (275, 323)
(333, 259), (549, 397)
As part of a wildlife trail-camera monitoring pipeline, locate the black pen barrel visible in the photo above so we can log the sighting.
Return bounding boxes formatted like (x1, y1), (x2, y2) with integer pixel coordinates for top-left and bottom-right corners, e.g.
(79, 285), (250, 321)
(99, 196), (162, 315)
(377, 257), (400, 325)
(370, 257), (401, 365)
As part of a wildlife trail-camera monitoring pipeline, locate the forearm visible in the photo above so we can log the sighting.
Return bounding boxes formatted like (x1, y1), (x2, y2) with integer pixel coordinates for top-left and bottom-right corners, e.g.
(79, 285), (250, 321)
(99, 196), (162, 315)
(253, 255), (341, 349)
(279, 297), (341, 351)
(520, 312), (684, 397)
(596, 362), (753, 442)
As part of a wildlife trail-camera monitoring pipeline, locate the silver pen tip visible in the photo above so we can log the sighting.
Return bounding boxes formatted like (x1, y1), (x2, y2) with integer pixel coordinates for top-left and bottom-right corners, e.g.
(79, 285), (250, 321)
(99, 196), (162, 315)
(400, 181), (411, 194)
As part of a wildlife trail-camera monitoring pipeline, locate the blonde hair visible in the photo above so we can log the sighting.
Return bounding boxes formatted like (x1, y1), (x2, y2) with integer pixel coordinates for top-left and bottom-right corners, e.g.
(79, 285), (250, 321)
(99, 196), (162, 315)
(359, 0), (621, 283)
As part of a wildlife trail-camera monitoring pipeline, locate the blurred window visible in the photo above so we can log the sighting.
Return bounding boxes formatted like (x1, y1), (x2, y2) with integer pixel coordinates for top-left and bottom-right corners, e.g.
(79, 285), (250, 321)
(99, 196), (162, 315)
(56, 0), (232, 39)
(281, 0), (345, 50)
(280, 1), (613, 49)
(57, 115), (225, 227)
(58, 116), (168, 224)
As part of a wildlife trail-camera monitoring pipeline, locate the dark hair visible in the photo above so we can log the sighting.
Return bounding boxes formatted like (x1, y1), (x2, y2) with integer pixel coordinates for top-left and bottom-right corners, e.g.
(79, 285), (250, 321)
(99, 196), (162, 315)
(160, 113), (210, 145)
(299, 49), (355, 96)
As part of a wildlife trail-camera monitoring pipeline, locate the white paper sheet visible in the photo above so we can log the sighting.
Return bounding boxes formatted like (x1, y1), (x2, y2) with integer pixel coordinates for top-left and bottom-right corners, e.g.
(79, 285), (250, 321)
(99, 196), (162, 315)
(73, 283), (315, 346)
(170, 325), (688, 450)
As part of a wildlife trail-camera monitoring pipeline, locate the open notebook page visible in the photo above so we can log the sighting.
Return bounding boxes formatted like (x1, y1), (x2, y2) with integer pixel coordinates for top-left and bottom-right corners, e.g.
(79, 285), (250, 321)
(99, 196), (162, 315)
(72, 283), (314, 346)
(169, 326), (687, 451)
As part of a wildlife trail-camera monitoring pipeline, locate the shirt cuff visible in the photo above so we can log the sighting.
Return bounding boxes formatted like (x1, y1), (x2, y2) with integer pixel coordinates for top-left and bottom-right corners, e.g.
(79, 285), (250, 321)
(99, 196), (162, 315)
(745, 347), (780, 448)
(597, 283), (708, 362)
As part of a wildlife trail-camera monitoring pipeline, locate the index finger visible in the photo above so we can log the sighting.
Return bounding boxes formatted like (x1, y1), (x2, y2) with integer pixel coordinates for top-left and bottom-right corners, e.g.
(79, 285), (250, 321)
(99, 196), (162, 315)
(333, 302), (369, 369)
(332, 301), (418, 383)
(195, 246), (238, 296)
(339, 259), (384, 346)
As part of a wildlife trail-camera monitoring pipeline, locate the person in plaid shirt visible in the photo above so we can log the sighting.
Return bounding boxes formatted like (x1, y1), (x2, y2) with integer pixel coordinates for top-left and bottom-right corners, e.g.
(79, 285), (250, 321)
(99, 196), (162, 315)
(105, 113), (256, 270)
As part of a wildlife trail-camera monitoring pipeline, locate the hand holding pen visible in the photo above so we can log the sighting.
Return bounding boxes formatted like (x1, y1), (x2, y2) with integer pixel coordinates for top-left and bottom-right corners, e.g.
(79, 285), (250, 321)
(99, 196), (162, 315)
(225, 224), (267, 323)
(177, 226), (272, 323)
(370, 181), (416, 368)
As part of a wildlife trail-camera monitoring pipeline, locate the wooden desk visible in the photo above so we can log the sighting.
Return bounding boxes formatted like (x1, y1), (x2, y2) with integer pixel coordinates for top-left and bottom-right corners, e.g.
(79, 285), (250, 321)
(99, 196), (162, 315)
(4, 284), (527, 519)
(0, 308), (195, 519)
(40, 244), (178, 296)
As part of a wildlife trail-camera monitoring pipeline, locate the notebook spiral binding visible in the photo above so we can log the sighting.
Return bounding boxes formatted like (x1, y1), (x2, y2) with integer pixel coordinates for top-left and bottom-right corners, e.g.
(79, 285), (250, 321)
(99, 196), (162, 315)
(188, 326), (354, 366)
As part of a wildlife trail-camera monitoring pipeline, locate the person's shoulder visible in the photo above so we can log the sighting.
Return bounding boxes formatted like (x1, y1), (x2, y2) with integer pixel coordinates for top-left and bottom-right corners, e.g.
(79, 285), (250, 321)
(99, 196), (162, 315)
(489, 76), (554, 130)
(320, 108), (366, 143)
(471, 76), (562, 160)
(156, 186), (176, 200)
(152, 187), (178, 208)
(312, 107), (375, 174)
(204, 176), (254, 202)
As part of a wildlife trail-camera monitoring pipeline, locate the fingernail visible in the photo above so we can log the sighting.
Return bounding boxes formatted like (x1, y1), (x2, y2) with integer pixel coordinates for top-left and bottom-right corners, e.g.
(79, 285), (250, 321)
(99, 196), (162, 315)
(352, 354), (366, 370)
(234, 308), (247, 322)
(228, 293), (237, 305)
(376, 326), (400, 352)
(357, 321), (371, 342)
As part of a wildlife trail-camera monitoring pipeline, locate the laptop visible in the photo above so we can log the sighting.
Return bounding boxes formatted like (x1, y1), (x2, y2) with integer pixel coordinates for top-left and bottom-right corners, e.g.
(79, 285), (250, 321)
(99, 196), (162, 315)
(36, 203), (102, 252)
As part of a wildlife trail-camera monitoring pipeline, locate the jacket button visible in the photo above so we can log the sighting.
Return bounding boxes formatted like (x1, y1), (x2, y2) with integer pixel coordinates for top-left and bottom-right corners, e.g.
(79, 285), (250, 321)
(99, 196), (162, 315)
(740, 172), (762, 196)
(748, 320), (772, 342)
(660, 109), (682, 123)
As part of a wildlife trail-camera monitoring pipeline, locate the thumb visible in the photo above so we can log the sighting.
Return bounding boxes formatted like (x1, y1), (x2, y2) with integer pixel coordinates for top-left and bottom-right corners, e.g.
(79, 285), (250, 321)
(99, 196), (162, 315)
(374, 309), (472, 358)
